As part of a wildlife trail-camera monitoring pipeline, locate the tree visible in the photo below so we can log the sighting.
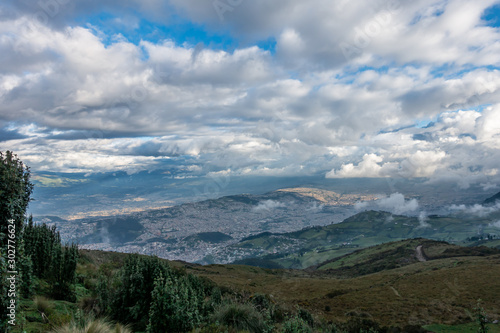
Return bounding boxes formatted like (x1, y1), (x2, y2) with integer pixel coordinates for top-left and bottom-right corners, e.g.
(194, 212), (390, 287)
(108, 254), (173, 330)
(0, 151), (34, 329)
(0, 151), (33, 243)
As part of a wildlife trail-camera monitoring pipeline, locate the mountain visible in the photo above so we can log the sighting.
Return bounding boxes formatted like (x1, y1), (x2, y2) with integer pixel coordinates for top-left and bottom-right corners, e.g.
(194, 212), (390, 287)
(36, 188), (374, 262)
(484, 191), (500, 205)
(224, 210), (499, 269)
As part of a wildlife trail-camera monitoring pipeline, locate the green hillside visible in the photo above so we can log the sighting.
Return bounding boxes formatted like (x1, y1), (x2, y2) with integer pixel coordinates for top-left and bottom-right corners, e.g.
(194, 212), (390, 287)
(227, 210), (499, 269)
(311, 238), (500, 276)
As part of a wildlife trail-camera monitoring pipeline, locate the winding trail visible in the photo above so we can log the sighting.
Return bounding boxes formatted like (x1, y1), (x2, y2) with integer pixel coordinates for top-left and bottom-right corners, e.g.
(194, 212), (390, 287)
(415, 245), (427, 262)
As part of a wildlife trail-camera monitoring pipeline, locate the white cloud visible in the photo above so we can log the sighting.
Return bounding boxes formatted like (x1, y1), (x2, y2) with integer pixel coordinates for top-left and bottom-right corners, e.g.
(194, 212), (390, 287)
(355, 193), (419, 215)
(376, 193), (419, 215)
(252, 200), (286, 212)
(418, 211), (431, 228)
(450, 203), (500, 217)
(326, 153), (398, 178)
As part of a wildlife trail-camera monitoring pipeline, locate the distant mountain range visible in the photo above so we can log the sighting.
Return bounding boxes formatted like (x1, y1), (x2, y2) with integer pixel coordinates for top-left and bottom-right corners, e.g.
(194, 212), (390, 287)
(36, 186), (500, 266)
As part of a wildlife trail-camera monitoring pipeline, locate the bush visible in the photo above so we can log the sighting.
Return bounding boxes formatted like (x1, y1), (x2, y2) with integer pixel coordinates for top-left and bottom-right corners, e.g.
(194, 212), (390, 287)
(250, 293), (271, 312)
(212, 303), (268, 333)
(281, 316), (312, 333)
(298, 308), (314, 327)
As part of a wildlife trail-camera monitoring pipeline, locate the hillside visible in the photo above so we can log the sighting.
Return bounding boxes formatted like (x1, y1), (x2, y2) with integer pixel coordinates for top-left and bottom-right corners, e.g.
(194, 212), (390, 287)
(13, 239), (500, 333)
(186, 246), (500, 329)
(224, 210), (499, 269)
(75, 242), (500, 330)
(310, 238), (500, 277)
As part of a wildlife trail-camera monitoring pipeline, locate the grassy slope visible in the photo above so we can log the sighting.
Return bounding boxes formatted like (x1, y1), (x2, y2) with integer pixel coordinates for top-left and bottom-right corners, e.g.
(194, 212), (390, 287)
(187, 253), (500, 327)
(230, 210), (498, 269)
(18, 241), (500, 331)
(15, 244), (500, 332)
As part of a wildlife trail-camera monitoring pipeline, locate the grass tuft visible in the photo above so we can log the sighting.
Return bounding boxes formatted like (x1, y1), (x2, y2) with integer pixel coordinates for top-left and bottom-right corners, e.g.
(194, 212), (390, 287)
(34, 296), (54, 317)
(50, 317), (131, 333)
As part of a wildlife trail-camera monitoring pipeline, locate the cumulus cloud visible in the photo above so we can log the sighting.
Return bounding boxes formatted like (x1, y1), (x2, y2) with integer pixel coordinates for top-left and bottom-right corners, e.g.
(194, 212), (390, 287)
(326, 150), (447, 179)
(0, 0), (500, 188)
(355, 193), (419, 215)
(252, 200), (286, 212)
(376, 193), (419, 215)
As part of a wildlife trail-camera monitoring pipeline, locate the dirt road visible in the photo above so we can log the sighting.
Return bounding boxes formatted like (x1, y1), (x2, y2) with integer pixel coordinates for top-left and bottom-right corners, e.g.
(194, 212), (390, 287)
(415, 245), (427, 262)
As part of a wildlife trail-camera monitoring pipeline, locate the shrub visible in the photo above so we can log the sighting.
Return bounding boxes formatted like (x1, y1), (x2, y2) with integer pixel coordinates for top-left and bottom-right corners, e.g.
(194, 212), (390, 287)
(250, 293), (270, 312)
(281, 316), (312, 333)
(474, 299), (489, 333)
(212, 303), (268, 333)
(298, 308), (314, 327)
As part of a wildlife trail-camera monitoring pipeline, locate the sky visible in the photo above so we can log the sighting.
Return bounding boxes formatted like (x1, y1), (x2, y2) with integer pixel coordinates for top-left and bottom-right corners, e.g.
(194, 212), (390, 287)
(1, 0), (500, 192)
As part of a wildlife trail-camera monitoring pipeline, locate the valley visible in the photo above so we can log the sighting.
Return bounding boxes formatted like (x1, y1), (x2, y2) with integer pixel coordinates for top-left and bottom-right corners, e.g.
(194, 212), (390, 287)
(36, 188), (377, 263)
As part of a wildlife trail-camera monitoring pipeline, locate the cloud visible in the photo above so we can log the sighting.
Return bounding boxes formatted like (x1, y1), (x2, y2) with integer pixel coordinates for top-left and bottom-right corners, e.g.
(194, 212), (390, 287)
(418, 211), (430, 228)
(376, 193), (419, 215)
(170, 0), (500, 69)
(1, 0), (500, 189)
(355, 193), (419, 215)
(450, 202), (500, 217)
(307, 202), (324, 212)
(326, 150), (447, 179)
(326, 153), (398, 178)
(252, 200), (286, 212)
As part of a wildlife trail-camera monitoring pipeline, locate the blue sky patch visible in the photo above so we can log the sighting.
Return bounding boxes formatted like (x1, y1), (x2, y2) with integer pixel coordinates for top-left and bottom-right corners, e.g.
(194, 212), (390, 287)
(481, 4), (500, 27)
(79, 12), (239, 51)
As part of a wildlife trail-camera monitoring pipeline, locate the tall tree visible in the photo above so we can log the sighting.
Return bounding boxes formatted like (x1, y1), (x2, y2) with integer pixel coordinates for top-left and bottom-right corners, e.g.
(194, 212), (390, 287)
(0, 151), (33, 242)
(0, 151), (34, 330)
